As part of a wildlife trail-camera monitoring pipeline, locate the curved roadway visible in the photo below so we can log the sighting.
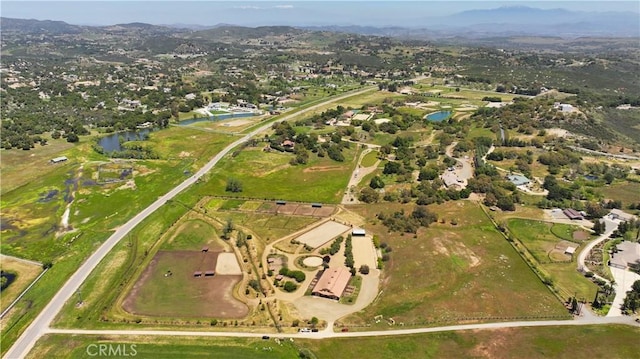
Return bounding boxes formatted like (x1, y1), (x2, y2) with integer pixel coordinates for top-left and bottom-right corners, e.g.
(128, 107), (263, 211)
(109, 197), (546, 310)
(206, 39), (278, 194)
(4, 86), (377, 359)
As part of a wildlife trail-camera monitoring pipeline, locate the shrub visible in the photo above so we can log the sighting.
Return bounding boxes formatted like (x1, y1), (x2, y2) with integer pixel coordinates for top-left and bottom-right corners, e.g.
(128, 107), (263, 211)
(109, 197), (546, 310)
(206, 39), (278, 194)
(283, 281), (298, 292)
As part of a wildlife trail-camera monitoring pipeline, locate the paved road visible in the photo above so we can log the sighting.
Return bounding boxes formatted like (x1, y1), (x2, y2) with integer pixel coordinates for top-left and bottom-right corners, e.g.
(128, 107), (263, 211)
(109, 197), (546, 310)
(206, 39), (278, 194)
(609, 267), (640, 317)
(3, 86), (377, 359)
(576, 217), (619, 284)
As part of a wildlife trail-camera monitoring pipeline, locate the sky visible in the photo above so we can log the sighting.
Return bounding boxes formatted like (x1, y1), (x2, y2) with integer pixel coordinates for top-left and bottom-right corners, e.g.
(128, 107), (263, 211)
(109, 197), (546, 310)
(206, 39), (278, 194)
(2, 1), (639, 27)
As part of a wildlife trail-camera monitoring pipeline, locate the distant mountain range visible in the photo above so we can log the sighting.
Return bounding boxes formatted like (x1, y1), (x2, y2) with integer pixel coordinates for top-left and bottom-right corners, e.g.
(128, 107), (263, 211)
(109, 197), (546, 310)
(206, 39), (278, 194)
(302, 6), (640, 38)
(2, 6), (638, 39)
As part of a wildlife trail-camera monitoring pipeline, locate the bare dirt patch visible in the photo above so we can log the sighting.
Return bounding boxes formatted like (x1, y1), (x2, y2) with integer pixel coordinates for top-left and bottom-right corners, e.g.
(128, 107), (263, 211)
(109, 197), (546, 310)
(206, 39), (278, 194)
(221, 119), (252, 127)
(352, 236), (377, 268)
(470, 328), (511, 358)
(294, 206), (316, 216)
(296, 221), (350, 249)
(276, 203), (298, 215)
(573, 230), (590, 241)
(123, 251), (247, 318)
(303, 166), (343, 173)
(312, 206), (336, 217)
(215, 252), (242, 275)
(178, 151), (191, 158)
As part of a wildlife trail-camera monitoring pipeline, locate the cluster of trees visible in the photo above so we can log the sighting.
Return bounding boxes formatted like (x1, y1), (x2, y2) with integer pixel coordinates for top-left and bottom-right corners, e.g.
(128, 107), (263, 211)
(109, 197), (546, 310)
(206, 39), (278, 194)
(344, 235), (355, 275)
(99, 143), (159, 160)
(278, 267), (306, 283)
(377, 206), (438, 233)
(320, 236), (343, 256)
(267, 121), (350, 163)
(467, 165), (519, 211)
(621, 280), (640, 314)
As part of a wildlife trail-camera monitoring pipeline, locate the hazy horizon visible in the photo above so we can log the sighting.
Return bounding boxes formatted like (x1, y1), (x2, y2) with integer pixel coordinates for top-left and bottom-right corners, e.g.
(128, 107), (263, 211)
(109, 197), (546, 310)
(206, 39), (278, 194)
(2, 1), (639, 27)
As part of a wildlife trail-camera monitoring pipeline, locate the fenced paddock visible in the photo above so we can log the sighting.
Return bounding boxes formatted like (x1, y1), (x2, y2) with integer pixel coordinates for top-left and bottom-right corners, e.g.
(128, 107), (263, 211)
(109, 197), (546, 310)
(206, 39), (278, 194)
(296, 221), (350, 249)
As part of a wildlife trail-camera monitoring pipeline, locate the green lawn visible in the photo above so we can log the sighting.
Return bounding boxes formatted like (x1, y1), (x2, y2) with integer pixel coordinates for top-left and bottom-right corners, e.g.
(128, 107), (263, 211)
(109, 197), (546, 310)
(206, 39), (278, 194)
(342, 201), (569, 328)
(360, 150), (379, 167)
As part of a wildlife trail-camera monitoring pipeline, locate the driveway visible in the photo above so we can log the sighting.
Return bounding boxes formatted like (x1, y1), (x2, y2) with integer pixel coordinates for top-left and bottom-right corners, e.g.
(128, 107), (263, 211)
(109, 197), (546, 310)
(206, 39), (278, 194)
(293, 268), (380, 328)
(608, 267), (640, 317)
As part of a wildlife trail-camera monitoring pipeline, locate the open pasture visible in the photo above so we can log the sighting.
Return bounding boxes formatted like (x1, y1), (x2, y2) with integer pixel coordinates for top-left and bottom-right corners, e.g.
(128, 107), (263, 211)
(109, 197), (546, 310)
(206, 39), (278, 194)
(0, 256), (42, 313)
(27, 325), (640, 359)
(0, 139), (75, 195)
(507, 218), (598, 301)
(206, 210), (319, 243)
(341, 201), (568, 327)
(123, 250), (247, 319)
(161, 218), (224, 251)
(506, 219), (582, 264)
(201, 146), (358, 204)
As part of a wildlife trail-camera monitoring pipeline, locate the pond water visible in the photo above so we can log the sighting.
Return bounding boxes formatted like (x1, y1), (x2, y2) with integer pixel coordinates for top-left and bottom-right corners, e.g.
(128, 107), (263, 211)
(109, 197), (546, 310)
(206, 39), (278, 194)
(98, 129), (153, 152)
(178, 112), (258, 126)
(1, 271), (17, 292)
(584, 175), (599, 181)
(425, 111), (452, 122)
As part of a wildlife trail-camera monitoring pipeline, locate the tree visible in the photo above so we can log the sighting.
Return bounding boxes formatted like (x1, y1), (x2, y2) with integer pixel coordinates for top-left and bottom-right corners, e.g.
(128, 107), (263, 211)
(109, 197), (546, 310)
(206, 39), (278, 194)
(358, 187), (379, 203)
(593, 220), (604, 235)
(225, 178), (243, 193)
(66, 133), (79, 143)
(359, 264), (370, 275)
(369, 176), (385, 189)
(418, 168), (438, 181)
(310, 317), (319, 326)
(283, 281), (297, 292)
(222, 218), (234, 240)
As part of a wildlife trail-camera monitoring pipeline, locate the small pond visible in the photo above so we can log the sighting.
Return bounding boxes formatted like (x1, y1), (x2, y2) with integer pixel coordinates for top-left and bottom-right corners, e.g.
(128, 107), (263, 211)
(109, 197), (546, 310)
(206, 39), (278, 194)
(98, 129), (153, 152)
(425, 111), (452, 122)
(1, 271), (17, 292)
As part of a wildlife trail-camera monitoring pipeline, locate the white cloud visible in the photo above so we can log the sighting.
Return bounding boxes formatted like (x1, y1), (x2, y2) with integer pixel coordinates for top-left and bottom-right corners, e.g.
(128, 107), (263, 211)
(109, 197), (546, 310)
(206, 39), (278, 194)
(274, 5), (294, 9)
(234, 6), (262, 10)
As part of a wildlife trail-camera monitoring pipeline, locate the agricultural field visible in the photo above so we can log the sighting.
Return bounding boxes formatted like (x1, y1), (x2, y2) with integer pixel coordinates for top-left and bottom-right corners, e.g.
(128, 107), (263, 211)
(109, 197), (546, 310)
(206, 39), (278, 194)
(28, 335), (300, 359)
(27, 325), (640, 359)
(301, 325), (640, 359)
(341, 201), (569, 328)
(122, 250), (247, 318)
(506, 218), (598, 301)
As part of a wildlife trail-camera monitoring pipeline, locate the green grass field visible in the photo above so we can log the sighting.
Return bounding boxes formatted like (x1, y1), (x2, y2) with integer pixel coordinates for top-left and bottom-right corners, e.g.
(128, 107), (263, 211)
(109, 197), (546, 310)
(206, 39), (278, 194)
(300, 324), (640, 359)
(506, 218), (598, 301)
(208, 210), (318, 243)
(28, 335), (299, 359)
(360, 150), (379, 167)
(598, 180), (640, 208)
(0, 139), (75, 195)
(198, 146), (358, 204)
(342, 201), (569, 328)
(161, 218), (223, 251)
(28, 325), (640, 359)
